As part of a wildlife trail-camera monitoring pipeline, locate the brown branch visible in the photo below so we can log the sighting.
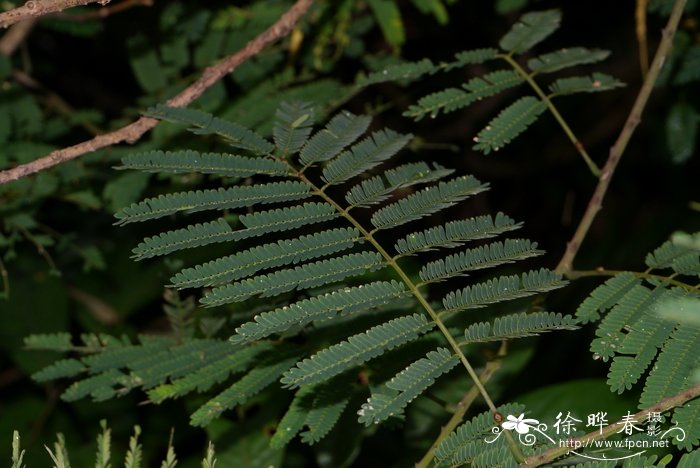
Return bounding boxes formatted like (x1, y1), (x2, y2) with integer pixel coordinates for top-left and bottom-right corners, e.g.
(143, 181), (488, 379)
(522, 381), (700, 466)
(555, 0), (687, 274)
(54, 0), (152, 21)
(0, 0), (315, 185)
(0, 0), (112, 28)
(0, 18), (36, 55)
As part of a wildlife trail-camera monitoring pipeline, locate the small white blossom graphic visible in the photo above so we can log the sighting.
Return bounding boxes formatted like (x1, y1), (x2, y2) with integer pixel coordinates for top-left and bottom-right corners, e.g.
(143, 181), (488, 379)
(502, 414), (540, 434)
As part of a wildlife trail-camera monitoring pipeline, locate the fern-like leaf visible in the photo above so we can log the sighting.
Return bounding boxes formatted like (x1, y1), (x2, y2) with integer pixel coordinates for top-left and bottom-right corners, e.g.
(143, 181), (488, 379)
(640, 326), (700, 408)
(607, 310), (675, 393)
(472, 96), (547, 154)
(114, 181), (310, 225)
(405, 70), (523, 120)
(145, 104), (274, 155)
(371, 176), (489, 230)
(357, 58), (436, 86)
(322, 130), (412, 185)
(590, 285), (667, 361)
(498, 9), (561, 54)
(527, 47), (610, 74)
(575, 272), (640, 323)
(270, 385), (316, 448)
(672, 399), (700, 450)
(442, 268), (566, 312)
(395, 212), (521, 256)
(419, 239), (542, 284)
(190, 354), (300, 427)
(346, 162), (454, 208)
(231, 281), (408, 344)
(645, 238), (699, 271)
(462, 312), (578, 343)
(32, 359), (85, 382)
(448, 48), (500, 69)
(117, 150), (290, 177)
(280, 314), (434, 388)
(548, 73), (625, 95)
(273, 101), (314, 156)
(131, 203), (337, 260)
(300, 378), (352, 444)
(147, 343), (273, 403)
(200, 252), (385, 307)
(434, 403), (525, 466)
(357, 347), (459, 425)
(299, 111), (371, 166)
(170, 227), (360, 289)
(24, 333), (74, 351)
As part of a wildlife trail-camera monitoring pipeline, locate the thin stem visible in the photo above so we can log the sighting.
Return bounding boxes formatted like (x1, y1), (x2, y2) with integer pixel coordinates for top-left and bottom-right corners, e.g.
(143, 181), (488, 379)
(555, 0), (687, 274)
(0, 0), (315, 185)
(416, 342), (506, 468)
(300, 175), (525, 463)
(499, 54), (601, 177)
(567, 268), (698, 292)
(522, 381), (700, 466)
(636, 0), (650, 78)
(0, 256), (9, 299)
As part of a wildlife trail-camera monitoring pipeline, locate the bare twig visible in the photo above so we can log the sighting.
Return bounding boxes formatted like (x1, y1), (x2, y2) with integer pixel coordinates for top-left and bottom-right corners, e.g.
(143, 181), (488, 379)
(636, 0), (650, 77)
(0, 0), (113, 28)
(556, 0), (687, 274)
(522, 381), (700, 466)
(0, 0), (315, 185)
(0, 18), (36, 55)
(54, 0), (152, 21)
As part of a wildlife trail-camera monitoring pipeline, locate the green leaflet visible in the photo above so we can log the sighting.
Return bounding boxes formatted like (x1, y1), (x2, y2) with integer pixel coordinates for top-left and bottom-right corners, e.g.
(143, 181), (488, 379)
(371, 176), (489, 230)
(131, 203), (337, 260)
(358, 58), (436, 87)
(442, 268), (567, 312)
(281, 314), (434, 388)
(299, 111), (371, 166)
(231, 281), (408, 344)
(462, 312), (578, 344)
(447, 48), (499, 70)
(273, 101), (315, 156)
(419, 238), (543, 284)
(114, 181), (311, 225)
(472, 96), (547, 154)
(145, 104), (274, 154)
(190, 354), (300, 427)
(147, 342), (273, 403)
(527, 47), (610, 74)
(322, 129), (412, 185)
(498, 9), (561, 54)
(575, 272), (640, 323)
(345, 162), (454, 208)
(170, 227), (360, 289)
(358, 347), (459, 425)
(201, 252), (385, 307)
(548, 72), (625, 95)
(117, 150), (290, 177)
(406, 70), (523, 120)
(395, 212), (521, 256)
(434, 403), (525, 466)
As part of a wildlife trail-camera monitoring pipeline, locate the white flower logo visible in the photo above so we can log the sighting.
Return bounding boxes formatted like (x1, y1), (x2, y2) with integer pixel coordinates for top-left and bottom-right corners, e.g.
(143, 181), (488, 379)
(502, 413), (540, 434)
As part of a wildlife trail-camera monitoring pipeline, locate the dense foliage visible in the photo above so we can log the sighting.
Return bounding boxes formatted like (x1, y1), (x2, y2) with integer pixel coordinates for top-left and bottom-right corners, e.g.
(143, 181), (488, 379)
(1, 1), (699, 466)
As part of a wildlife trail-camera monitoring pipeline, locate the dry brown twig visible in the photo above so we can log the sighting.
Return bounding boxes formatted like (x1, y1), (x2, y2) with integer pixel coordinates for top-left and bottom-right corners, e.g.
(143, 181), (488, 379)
(0, 0), (315, 185)
(0, 0), (112, 28)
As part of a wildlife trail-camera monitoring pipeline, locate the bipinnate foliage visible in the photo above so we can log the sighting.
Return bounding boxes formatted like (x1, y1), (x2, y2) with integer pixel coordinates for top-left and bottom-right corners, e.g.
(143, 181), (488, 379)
(577, 233), (700, 449)
(359, 9), (624, 154)
(27, 102), (577, 448)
